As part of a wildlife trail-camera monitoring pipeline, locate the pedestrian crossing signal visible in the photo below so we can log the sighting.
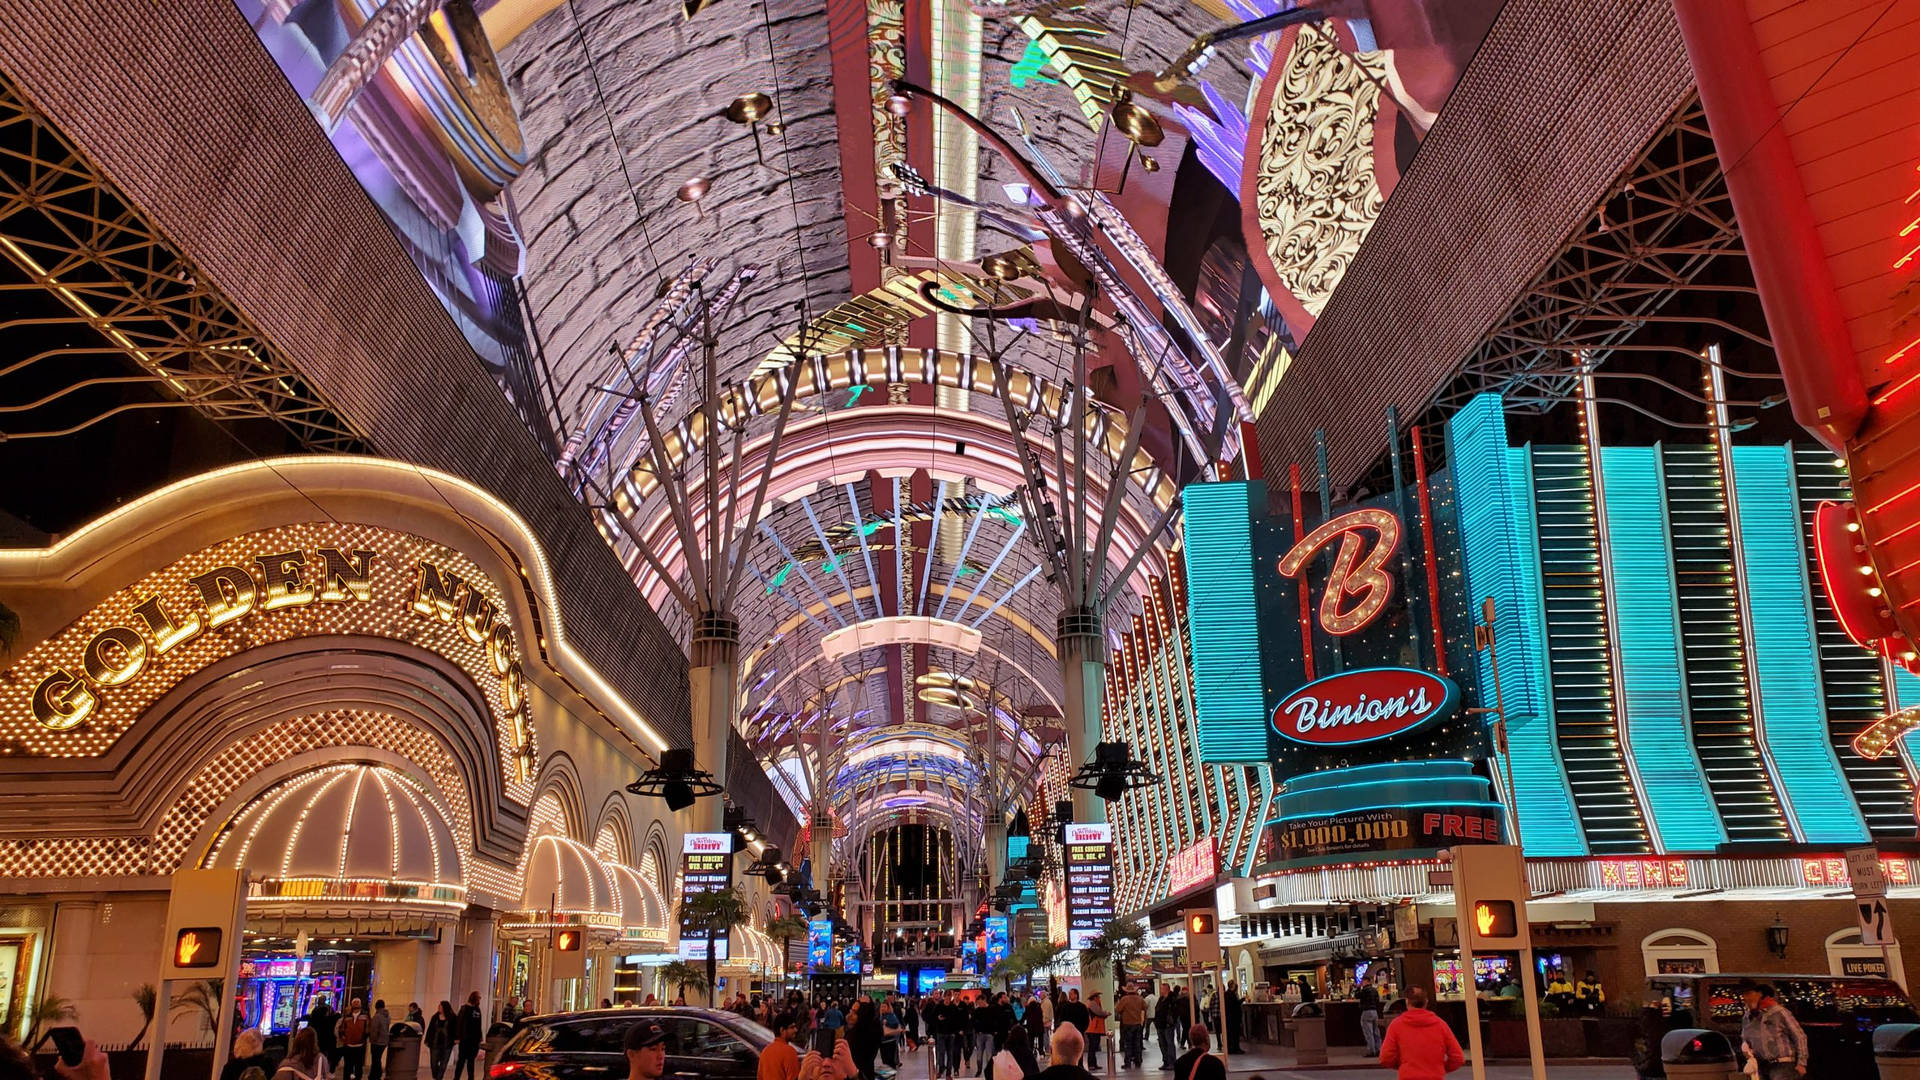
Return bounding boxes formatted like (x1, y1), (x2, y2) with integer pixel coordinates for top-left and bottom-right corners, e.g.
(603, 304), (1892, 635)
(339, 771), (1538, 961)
(555, 929), (583, 952)
(1472, 900), (1517, 939)
(174, 927), (222, 968)
(1186, 912), (1214, 936)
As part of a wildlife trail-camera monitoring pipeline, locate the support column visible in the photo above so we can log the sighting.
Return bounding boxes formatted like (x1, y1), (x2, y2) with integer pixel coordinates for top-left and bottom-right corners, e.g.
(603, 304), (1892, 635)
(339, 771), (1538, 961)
(1057, 608), (1107, 828)
(424, 927), (455, 1010)
(1058, 607), (1111, 1002)
(688, 613), (740, 836)
(452, 910), (496, 1021)
(372, 940), (429, 1013)
(985, 816), (1008, 888)
(46, 899), (99, 1015)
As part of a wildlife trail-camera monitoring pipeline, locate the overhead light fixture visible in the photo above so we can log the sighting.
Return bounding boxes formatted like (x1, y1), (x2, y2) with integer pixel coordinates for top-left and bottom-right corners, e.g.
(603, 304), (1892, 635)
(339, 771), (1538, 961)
(626, 747), (722, 811)
(752, 846), (786, 883)
(1070, 740), (1163, 802)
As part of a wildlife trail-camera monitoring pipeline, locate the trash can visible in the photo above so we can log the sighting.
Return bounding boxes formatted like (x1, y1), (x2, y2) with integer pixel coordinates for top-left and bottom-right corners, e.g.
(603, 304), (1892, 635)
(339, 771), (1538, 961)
(1876, 1023), (1920, 1079)
(1660, 1029), (1738, 1080)
(1287, 1016), (1327, 1066)
(386, 1023), (423, 1080)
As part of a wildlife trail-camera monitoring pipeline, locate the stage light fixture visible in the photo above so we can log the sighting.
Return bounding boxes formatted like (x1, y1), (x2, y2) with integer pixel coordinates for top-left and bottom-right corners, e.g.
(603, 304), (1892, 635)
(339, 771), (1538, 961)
(626, 747), (722, 810)
(1069, 741), (1162, 802)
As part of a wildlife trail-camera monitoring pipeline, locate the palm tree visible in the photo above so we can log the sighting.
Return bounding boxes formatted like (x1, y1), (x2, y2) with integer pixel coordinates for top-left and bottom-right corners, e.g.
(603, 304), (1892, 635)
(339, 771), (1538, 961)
(29, 993), (77, 1045)
(1081, 919), (1148, 984)
(1012, 941), (1067, 988)
(658, 960), (709, 1003)
(171, 980), (223, 1042)
(765, 913), (810, 993)
(130, 984), (158, 1050)
(988, 951), (1030, 993)
(678, 886), (749, 1005)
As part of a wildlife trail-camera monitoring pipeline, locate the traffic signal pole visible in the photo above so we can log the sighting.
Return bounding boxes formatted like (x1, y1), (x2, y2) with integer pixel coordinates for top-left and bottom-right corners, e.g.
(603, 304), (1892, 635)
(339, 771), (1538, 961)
(1457, 932), (1486, 1080)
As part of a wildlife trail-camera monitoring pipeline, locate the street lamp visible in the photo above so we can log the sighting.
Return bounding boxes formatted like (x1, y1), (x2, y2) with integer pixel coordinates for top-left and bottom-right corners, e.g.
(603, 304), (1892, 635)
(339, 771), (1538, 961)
(1767, 915), (1790, 959)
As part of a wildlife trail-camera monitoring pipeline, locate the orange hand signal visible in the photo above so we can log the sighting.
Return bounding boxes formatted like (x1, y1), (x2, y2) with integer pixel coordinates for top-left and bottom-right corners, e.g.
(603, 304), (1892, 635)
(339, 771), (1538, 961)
(178, 931), (203, 965)
(1475, 904), (1496, 936)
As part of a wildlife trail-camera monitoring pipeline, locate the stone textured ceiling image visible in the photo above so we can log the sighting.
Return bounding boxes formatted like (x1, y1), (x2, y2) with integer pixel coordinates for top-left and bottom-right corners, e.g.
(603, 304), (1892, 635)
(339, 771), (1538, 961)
(224, 0), (1499, 862)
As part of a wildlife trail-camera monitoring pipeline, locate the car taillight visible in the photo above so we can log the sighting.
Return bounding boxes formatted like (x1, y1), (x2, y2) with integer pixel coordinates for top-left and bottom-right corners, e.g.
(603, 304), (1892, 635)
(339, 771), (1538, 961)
(488, 1064), (520, 1079)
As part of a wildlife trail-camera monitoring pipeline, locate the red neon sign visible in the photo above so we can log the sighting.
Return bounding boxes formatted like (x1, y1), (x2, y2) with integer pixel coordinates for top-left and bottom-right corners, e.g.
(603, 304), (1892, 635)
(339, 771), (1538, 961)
(1276, 508), (1402, 636)
(1167, 837), (1219, 895)
(1271, 667), (1456, 746)
(1812, 500), (1918, 675)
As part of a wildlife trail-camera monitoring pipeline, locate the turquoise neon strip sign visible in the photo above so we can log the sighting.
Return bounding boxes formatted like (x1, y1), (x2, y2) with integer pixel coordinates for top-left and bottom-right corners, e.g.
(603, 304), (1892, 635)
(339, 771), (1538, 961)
(1181, 481), (1270, 762)
(1601, 446), (1726, 853)
(1732, 445), (1869, 844)
(1446, 395), (1587, 855)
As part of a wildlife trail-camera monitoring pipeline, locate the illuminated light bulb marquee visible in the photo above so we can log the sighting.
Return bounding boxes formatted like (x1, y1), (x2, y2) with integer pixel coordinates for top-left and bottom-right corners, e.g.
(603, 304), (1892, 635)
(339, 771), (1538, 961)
(1275, 507), (1401, 636)
(0, 523), (537, 798)
(1182, 481), (1498, 869)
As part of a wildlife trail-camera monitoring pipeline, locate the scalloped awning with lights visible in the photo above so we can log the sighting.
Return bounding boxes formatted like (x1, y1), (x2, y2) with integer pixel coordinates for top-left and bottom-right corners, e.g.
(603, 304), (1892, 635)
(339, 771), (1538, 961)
(203, 763), (467, 915)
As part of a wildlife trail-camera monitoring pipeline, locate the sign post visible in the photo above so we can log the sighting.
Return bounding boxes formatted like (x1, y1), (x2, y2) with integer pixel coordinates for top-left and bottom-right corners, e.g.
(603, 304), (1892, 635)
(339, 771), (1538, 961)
(1452, 845), (1544, 1080)
(1064, 824), (1115, 950)
(1184, 910), (1218, 1054)
(1848, 847), (1902, 988)
(146, 869), (249, 1080)
(678, 832), (734, 1003)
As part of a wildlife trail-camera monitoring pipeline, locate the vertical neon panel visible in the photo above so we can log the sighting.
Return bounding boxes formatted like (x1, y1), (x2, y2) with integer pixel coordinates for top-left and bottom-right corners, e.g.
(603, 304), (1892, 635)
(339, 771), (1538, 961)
(1600, 445), (1726, 853)
(1181, 482), (1269, 762)
(1445, 394), (1586, 855)
(1732, 444), (1870, 844)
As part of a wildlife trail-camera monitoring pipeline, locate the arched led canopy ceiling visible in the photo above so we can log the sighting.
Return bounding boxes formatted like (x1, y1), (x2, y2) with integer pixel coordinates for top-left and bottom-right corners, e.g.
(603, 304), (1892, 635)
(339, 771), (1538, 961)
(483, 0), (1247, 861)
(581, 361), (1179, 846)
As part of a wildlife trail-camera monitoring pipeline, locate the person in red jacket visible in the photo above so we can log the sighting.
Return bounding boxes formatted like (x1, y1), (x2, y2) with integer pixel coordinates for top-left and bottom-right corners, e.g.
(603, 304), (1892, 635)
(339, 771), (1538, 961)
(1379, 987), (1465, 1079)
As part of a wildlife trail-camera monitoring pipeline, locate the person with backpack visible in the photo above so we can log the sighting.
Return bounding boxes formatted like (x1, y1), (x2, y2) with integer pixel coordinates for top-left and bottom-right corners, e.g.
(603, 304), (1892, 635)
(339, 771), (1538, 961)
(275, 1029), (330, 1080)
(454, 992), (484, 1080)
(336, 1000), (370, 1080)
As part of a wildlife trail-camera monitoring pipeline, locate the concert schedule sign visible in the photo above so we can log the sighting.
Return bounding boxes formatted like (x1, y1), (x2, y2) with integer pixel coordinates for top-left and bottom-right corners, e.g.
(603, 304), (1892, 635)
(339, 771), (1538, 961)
(677, 832), (733, 961)
(1064, 823), (1114, 950)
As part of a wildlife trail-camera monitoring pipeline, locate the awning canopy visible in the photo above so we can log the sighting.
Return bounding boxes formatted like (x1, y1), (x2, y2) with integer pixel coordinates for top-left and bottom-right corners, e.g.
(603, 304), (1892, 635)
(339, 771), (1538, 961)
(205, 763), (466, 915)
(607, 861), (671, 947)
(520, 834), (619, 927)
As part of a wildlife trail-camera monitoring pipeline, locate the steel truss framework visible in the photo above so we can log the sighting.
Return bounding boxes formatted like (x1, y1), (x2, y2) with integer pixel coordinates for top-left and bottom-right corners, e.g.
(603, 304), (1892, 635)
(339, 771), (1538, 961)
(1431, 95), (1758, 424)
(0, 74), (364, 450)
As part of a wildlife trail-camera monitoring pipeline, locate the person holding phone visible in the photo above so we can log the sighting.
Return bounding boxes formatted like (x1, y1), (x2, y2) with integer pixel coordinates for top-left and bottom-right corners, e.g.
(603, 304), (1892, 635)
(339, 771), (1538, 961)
(47, 1030), (111, 1080)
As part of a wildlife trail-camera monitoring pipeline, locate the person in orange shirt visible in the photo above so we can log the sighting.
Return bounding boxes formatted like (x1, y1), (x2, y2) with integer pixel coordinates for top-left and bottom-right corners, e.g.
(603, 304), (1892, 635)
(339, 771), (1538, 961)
(760, 1013), (804, 1080)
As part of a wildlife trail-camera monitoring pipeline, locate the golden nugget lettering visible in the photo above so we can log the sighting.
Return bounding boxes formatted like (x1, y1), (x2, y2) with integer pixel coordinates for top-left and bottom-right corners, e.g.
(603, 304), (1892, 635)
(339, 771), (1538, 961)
(31, 546), (527, 742)
(33, 546), (376, 729)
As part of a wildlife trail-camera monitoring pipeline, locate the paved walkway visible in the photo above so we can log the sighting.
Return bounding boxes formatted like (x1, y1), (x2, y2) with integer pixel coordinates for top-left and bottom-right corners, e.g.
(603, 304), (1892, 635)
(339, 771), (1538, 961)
(894, 1043), (1635, 1078)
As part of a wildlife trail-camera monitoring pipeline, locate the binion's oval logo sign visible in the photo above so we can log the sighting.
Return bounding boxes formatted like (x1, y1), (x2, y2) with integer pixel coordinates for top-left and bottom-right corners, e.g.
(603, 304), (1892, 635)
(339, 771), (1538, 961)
(1272, 667), (1460, 747)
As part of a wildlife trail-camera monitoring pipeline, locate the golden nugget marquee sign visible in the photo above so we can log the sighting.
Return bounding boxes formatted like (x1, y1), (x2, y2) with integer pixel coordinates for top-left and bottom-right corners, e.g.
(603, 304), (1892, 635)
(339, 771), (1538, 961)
(24, 535), (532, 763)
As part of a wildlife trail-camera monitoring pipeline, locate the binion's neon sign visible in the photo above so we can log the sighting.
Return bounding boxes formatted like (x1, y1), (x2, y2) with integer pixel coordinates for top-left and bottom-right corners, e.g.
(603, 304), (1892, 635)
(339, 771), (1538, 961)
(1276, 507), (1401, 636)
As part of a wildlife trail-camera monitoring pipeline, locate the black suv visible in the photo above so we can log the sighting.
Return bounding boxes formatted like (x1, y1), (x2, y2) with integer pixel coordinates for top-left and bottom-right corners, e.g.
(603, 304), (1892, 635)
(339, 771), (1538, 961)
(1635, 973), (1919, 1076)
(491, 1008), (776, 1080)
